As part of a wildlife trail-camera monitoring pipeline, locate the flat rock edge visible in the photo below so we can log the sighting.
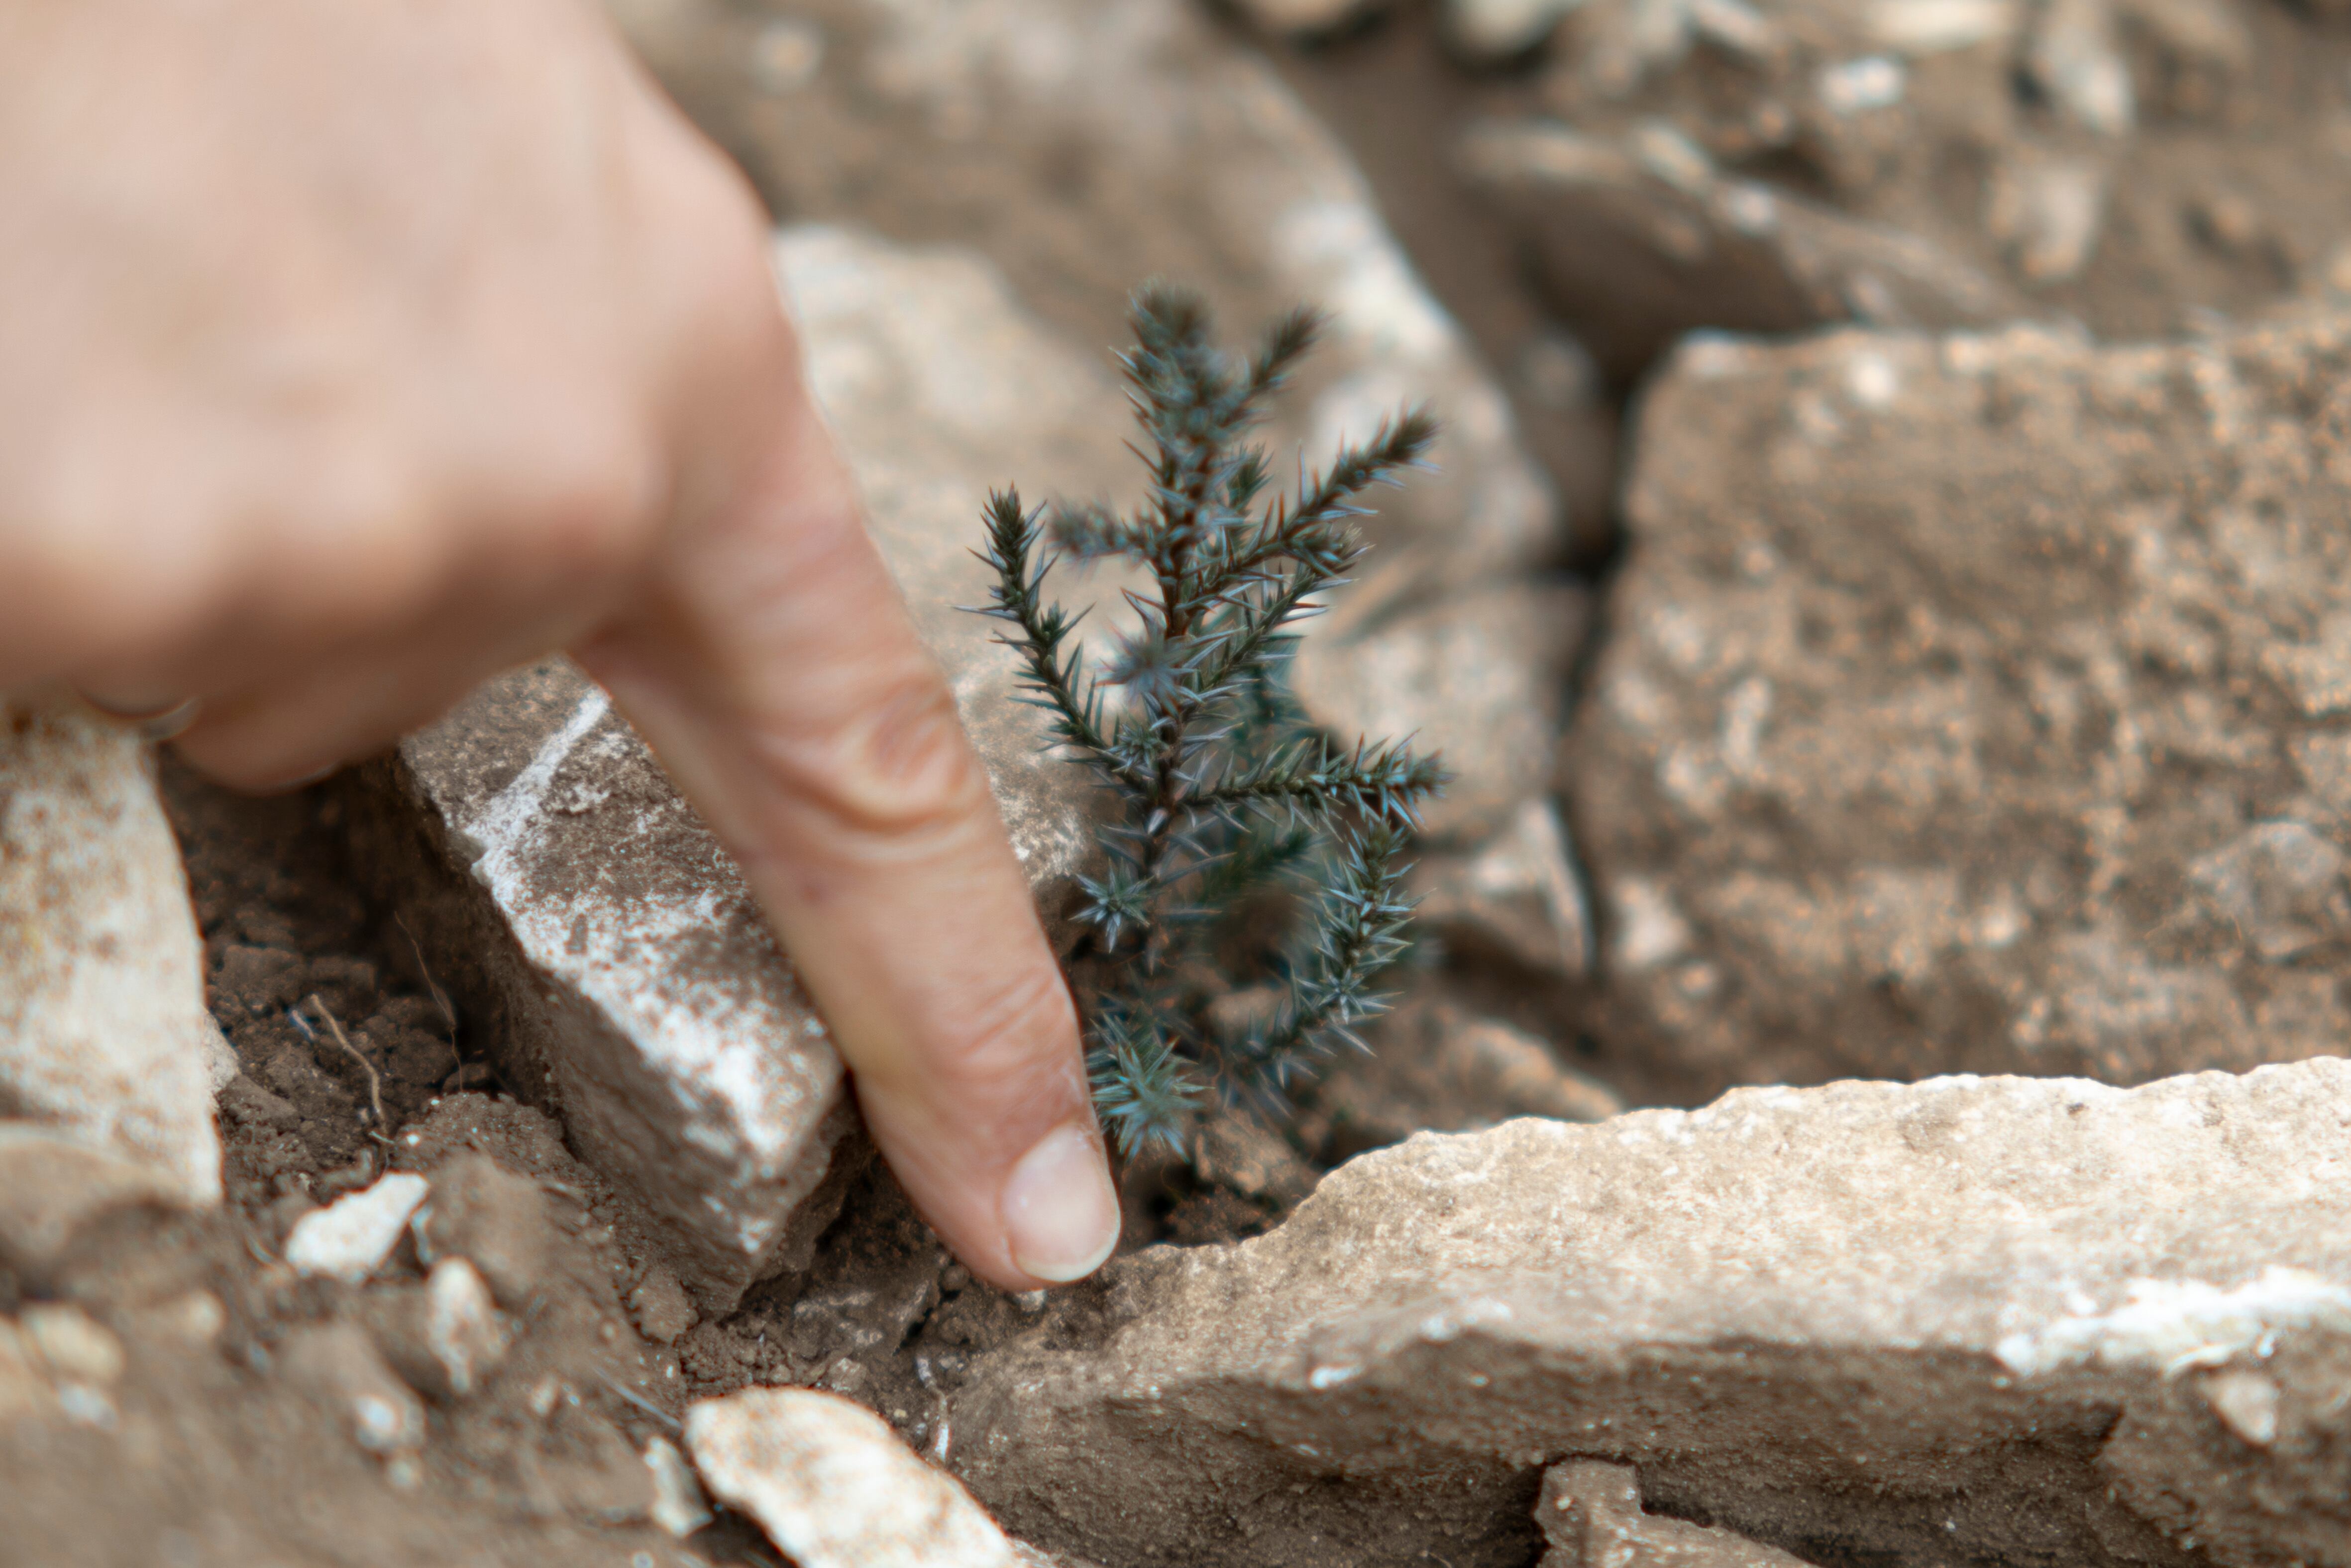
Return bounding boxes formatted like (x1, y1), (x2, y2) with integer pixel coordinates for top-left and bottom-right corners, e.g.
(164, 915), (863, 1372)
(950, 1056), (2351, 1568)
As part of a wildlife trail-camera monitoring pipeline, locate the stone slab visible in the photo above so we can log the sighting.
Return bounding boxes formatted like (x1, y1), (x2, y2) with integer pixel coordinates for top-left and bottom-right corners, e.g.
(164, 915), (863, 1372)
(1572, 313), (2351, 1102)
(348, 661), (858, 1315)
(950, 1057), (2351, 1568)
(686, 1386), (1019, 1568)
(0, 689), (222, 1206)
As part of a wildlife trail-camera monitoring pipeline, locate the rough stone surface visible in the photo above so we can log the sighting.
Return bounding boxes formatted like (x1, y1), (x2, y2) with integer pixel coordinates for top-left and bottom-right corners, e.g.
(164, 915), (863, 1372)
(348, 661), (860, 1315)
(1460, 116), (2036, 380)
(1500, 0), (2351, 371)
(1292, 579), (1589, 842)
(1573, 312), (2351, 1099)
(707, 0), (1566, 595)
(644, 1434), (715, 1538)
(951, 1057), (2351, 1568)
(773, 221), (1135, 901)
(421, 1257), (509, 1399)
(0, 689), (222, 1205)
(687, 1386), (1019, 1568)
(1537, 1462), (1811, 1568)
(1411, 796), (1594, 980)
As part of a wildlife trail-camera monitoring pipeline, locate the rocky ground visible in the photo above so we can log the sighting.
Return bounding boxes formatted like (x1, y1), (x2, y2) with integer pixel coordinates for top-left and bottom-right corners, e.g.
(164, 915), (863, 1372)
(7, 0), (2351, 1563)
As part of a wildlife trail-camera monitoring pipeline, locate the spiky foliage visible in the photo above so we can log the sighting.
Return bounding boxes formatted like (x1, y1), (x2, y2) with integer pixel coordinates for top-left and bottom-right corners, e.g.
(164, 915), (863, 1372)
(972, 287), (1445, 1157)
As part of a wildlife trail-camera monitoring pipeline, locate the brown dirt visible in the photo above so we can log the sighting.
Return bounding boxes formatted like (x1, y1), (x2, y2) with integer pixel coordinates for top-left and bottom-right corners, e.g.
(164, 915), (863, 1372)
(4, 768), (769, 1567)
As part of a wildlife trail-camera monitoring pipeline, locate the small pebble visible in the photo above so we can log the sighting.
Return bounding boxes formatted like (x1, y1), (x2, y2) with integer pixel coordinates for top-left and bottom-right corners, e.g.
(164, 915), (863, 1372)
(424, 1257), (508, 1398)
(284, 1172), (429, 1284)
(22, 1305), (124, 1386)
(644, 1435), (715, 1538)
(630, 1267), (699, 1345)
(686, 1388), (1018, 1568)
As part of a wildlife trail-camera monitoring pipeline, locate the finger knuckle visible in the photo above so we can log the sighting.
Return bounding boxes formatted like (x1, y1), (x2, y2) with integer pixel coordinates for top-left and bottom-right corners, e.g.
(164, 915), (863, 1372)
(780, 672), (988, 842)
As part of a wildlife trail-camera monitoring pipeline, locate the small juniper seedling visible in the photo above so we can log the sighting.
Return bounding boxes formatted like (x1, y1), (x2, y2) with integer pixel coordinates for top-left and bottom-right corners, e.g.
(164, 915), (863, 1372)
(972, 286), (1446, 1158)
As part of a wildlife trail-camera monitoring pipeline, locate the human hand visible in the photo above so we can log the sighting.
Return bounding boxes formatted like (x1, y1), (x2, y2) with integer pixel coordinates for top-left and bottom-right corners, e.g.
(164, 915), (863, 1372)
(0, 0), (1119, 1290)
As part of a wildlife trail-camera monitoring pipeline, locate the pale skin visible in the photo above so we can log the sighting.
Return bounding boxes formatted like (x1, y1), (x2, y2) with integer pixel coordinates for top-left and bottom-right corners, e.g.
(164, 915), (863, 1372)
(0, 0), (1122, 1289)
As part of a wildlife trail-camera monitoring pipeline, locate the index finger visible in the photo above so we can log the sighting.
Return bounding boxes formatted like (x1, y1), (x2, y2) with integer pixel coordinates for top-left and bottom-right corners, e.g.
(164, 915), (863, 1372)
(580, 323), (1120, 1294)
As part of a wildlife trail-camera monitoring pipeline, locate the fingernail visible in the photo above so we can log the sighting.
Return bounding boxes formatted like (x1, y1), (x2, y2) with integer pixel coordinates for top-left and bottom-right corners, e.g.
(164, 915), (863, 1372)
(1002, 1123), (1120, 1285)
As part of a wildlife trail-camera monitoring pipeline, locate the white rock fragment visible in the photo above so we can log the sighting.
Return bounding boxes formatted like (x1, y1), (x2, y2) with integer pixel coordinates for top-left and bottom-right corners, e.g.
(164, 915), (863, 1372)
(1816, 55), (1908, 115)
(1993, 1267), (2351, 1377)
(687, 1387), (1018, 1568)
(1865, 0), (2018, 52)
(644, 1435), (715, 1538)
(0, 689), (222, 1206)
(20, 1305), (123, 1387)
(1445, 0), (1584, 57)
(423, 1257), (508, 1398)
(1542, 1461), (1813, 1567)
(1984, 154), (2110, 282)
(2202, 1369), (2282, 1447)
(284, 1172), (430, 1284)
(2025, 0), (2134, 135)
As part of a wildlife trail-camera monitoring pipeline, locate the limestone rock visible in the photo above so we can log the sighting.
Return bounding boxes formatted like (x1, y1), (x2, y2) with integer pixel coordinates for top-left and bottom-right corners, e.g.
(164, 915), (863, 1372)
(20, 1305), (124, 1390)
(686, 1386), (1019, 1568)
(1516, 0), (2332, 358)
(0, 1122), (187, 1275)
(951, 1058), (2351, 1568)
(0, 689), (221, 1205)
(644, 1434), (715, 1538)
(710, 0), (1568, 603)
(421, 1257), (509, 1399)
(1293, 581), (1589, 842)
(284, 1172), (428, 1285)
(1574, 314), (2351, 1098)
(1445, 0), (1581, 58)
(1537, 1463), (1811, 1568)
(1411, 797), (1595, 980)
(1459, 117), (2035, 379)
(346, 661), (859, 1315)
